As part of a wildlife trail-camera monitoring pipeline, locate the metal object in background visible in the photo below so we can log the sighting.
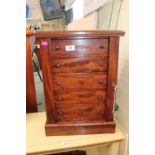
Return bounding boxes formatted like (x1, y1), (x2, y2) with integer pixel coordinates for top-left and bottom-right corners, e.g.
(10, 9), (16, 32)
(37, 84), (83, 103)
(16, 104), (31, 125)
(32, 47), (42, 82)
(29, 25), (40, 31)
(28, 25), (42, 82)
(108, 0), (115, 29)
(114, 102), (119, 112)
(116, 0), (123, 29)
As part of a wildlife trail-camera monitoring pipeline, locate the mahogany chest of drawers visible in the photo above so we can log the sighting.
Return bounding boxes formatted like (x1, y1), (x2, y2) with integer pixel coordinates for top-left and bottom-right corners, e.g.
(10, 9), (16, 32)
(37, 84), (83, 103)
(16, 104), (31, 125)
(35, 31), (125, 136)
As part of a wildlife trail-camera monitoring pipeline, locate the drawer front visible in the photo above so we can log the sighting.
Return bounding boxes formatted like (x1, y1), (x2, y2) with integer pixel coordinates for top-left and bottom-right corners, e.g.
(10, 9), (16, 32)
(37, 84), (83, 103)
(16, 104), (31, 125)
(54, 90), (106, 106)
(53, 74), (107, 90)
(56, 104), (105, 121)
(52, 57), (108, 73)
(50, 38), (109, 57)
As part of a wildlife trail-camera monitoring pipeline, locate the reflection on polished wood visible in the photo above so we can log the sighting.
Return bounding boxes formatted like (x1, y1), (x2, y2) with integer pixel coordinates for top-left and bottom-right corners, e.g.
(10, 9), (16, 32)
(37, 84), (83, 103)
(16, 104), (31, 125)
(35, 30), (125, 135)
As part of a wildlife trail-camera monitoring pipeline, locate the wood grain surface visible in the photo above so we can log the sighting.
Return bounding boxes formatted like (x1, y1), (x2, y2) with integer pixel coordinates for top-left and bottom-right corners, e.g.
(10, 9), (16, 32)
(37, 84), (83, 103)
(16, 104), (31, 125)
(35, 30), (125, 136)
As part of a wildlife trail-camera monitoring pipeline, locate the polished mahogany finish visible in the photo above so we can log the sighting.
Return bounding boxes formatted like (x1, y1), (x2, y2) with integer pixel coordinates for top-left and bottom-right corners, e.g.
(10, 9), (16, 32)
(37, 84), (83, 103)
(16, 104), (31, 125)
(50, 38), (109, 58)
(53, 73), (107, 90)
(35, 30), (124, 136)
(26, 29), (38, 113)
(54, 90), (106, 106)
(51, 57), (108, 73)
(56, 104), (104, 122)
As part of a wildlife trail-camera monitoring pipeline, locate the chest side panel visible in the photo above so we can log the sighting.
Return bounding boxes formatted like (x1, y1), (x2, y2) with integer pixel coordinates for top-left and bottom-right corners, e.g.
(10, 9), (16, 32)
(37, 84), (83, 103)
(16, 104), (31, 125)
(105, 37), (120, 121)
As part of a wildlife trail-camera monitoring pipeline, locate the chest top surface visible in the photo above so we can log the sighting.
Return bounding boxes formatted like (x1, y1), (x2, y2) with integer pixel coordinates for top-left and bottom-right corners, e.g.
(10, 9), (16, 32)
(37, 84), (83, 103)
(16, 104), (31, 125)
(35, 30), (125, 38)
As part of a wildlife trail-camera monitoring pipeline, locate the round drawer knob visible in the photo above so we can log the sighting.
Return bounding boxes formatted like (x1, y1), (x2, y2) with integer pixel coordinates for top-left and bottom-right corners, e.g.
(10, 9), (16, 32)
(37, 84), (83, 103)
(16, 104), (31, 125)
(58, 112), (64, 116)
(56, 64), (61, 68)
(57, 97), (62, 101)
(98, 80), (104, 84)
(97, 109), (102, 114)
(55, 46), (60, 50)
(99, 62), (104, 66)
(97, 96), (103, 100)
(100, 45), (104, 49)
(57, 81), (62, 85)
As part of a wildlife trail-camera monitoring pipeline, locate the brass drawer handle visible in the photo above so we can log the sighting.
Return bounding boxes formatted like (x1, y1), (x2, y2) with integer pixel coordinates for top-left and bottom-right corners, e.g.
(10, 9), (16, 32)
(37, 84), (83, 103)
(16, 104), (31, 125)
(57, 81), (62, 85)
(58, 112), (64, 116)
(98, 79), (104, 84)
(55, 46), (60, 50)
(100, 45), (104, 49)
(57, 97), (63, 101)
(97, 96), (103, 100)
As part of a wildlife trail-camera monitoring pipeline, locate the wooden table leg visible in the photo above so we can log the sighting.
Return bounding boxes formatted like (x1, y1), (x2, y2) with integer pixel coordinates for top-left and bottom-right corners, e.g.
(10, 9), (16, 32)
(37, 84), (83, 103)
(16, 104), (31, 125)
(108, 142), (120, 155)
(118, 140), (126, 155)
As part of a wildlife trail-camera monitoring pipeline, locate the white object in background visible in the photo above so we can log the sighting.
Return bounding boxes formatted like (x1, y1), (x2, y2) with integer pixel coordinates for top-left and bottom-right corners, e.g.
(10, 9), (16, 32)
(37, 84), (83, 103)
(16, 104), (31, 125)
(67, 11), (98, 30)
(72, 0), (84, 20)
(83, 0), (108, 16)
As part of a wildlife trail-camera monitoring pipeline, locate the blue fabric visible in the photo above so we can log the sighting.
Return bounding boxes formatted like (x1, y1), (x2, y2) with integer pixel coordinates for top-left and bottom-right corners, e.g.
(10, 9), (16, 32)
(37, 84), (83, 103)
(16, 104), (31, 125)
(30, 36), (36, 50)
(26, 4), (29, 18)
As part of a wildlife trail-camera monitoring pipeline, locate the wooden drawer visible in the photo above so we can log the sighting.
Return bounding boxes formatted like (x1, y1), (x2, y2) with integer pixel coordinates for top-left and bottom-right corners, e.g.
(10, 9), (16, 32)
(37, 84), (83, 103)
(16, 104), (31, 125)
(55, 104), (105, 121)
(53, 73), (107, 90)
(50, 38), (109, 58)
(51, 57), (108, 73)
(54, 90), (106, 106)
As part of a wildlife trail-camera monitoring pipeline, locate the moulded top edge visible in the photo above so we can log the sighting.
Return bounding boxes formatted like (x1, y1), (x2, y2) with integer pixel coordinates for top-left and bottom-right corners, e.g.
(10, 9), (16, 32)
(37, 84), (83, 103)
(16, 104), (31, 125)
(34, 30), (125, 38)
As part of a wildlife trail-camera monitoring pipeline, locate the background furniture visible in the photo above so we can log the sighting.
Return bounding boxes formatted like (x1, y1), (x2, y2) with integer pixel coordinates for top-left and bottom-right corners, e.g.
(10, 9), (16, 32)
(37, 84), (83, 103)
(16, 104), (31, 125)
(35, 31), (124, 135)
(52, 150), (86, 155)
(26, 112), (125, 155)
(26, 29), (38, 113)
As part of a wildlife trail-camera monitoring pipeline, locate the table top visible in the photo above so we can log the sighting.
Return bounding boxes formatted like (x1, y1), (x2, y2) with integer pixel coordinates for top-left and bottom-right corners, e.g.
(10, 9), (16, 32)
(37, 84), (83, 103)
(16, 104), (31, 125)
(26, 112), (125, 155)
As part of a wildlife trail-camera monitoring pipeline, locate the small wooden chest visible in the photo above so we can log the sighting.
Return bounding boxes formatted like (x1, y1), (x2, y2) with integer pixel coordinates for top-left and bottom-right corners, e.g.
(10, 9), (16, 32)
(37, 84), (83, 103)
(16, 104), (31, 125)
(35, 31), (125, 136)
